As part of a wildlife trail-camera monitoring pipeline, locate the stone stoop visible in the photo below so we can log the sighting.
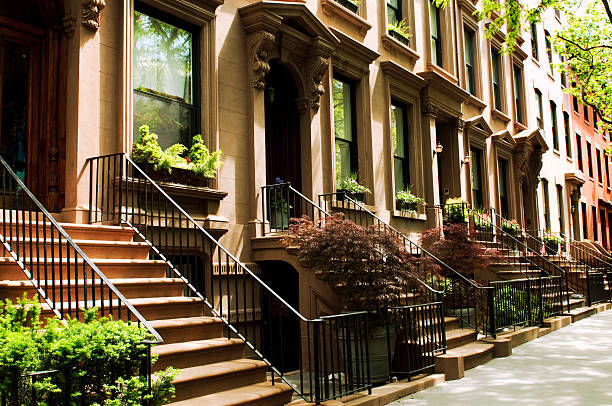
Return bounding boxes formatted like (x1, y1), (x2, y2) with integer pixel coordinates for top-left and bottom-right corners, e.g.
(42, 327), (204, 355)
(0, 221), (293, 406)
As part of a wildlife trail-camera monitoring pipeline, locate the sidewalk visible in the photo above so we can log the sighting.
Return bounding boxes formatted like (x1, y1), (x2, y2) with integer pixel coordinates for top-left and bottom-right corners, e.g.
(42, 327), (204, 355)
(388, 310), (612, 406)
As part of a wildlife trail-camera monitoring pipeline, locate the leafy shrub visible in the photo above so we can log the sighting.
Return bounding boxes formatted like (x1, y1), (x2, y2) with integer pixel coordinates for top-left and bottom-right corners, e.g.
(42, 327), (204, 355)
(337, 173), (370, 194)
(133, 125), (222, 178)
(493, 286), (553, 328)
(444, 197), (467, 223)
(501, 219), (521, 234)
(387, 19), (410, 39)
(395, 185), (424, 213)
(282, 214), (421, 312)
(0, 295), (178, 405)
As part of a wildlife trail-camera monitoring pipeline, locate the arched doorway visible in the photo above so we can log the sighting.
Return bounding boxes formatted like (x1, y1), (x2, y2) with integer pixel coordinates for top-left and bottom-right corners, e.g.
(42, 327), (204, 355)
(264, 62), (302, 190)
(0, 2), (66, 211)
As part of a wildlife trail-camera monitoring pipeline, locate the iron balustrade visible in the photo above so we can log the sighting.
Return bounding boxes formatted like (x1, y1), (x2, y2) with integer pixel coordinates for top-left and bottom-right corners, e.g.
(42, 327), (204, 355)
(489, 276), (563, 334)
(386, 302), (446, 380)
(318, 192), (493, 336)
(87, 153), (372, 403)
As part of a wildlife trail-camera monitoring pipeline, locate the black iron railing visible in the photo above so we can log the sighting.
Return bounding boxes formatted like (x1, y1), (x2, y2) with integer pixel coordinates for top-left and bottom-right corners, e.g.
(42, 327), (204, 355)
(489, 276), (563, 333)
(386, 302), (446, 379)
(319, 192), (493, 336)
(87, 154), (371, 403)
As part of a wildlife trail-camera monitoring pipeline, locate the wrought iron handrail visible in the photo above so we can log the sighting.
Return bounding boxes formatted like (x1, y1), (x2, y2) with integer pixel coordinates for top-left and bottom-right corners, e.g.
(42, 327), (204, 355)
(569, 237), (612, 271)
(318, 192), (493, 334)
(0, 155), (161, 344)
(87, 153), (372, 403)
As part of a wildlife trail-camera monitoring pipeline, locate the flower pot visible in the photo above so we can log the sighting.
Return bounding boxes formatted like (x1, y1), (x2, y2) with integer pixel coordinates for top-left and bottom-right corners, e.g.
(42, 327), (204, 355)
(270, 208), (289, 230)
(396, 200), (418, 213)
(389, 30), (409, 45)
(545, 241), (559, 255)
(136, 162), (211, 187)
(334, 0), (359, 12)
(337, 190), (365, 203)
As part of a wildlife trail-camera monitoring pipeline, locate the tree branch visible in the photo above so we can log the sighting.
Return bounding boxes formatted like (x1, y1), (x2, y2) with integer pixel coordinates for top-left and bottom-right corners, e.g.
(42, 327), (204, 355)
(601, 0), (612, 26)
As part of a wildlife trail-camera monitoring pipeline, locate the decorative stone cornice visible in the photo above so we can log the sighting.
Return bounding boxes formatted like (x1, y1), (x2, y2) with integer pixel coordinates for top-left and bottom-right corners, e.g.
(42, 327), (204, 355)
(247, 31), (276, 90)
(305, 56), (329, 110)
(456, 118), (465, 130)
(81, 0), (106, 30)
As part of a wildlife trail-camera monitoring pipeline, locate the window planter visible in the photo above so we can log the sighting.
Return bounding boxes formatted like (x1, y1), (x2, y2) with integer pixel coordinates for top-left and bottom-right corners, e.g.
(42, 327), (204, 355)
(395, 200), (418, 213)
(137, 162), (212, 188)
(544, 241), (559, 255)
(337, 190), (365, 203)
(334, 0), (359, 13)
(389, 30), (409, 46)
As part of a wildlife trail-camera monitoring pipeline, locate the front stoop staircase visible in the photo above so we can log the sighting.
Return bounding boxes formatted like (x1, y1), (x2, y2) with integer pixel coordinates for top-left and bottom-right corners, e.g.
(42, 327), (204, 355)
(0, 221), (292, 406)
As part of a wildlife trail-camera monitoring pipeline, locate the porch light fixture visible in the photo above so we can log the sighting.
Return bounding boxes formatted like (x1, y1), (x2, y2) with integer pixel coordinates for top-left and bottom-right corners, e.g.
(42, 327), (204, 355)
(462, 154), (471, 166)
(434, 142), (444, 155)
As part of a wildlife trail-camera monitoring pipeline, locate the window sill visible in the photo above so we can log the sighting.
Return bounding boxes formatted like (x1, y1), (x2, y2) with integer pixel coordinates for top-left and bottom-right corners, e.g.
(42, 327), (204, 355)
(599, 182), (605, 187)
(465, 93), (486, 111)
(567, 156), (573, 163)
(531, 56), (540, 67)
(424, 64), (459, 85)
(547, 71), (555, 81)
(392, 210), (427, 221)
(321, 0), (372, 35)
(381, 34), (419, 66)
(553, 149), (561, 157)
(514, 121), (528, 132)
(491, 108), (511, 124)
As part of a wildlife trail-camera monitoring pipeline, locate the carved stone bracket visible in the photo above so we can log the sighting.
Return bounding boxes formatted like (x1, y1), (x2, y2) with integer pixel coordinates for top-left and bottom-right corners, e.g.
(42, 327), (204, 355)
(456, 118), (465, 131)
(295, 97), (310, 115)
(422, 102), (439, 118)
(305, 56), (329, 111)
(248, 31), (276, 90)
(63, 15), (77, 37)
(81, 0), (106, 30)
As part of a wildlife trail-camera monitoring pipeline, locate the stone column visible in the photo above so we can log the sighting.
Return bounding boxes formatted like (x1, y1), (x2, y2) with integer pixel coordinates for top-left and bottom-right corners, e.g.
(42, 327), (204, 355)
(422, 102), (440, 227)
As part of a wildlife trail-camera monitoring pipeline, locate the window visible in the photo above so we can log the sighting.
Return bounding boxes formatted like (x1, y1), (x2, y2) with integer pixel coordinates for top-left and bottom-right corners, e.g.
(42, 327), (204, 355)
(606, 154), (610, 188)
(430, 1), (442, 66)
(491, 46), (502, 111)
(576, 133), (583, 171)
(542, 179), (551, 231)
(471, 148), (484, 209)
(557, 185), (565, 236)
(597, 149), (603, 183)
(551, 101), (559, 150)
(464, 27), (476, 96)
(593, 206), (598, 241)
(564, 112), (572, 157)
(133, 6), (199, 149)
(535, 89), (543, 129)
(584, 105), (589, 122)
(531, 22), (538, 60)
(545, 30), (553, 70)
(560, 55), (567, 87)
(333, 76), (358, 187)
(387, 0), (404, 43)
(513, 65), (524, 123)
(587, 141), (593, 178)
(573, 95), (579, 112)
(498, 158), (509, 218)
(582, 202), (588, 239)
(391, 101), (410, 192)
(601, 209), (608, 247)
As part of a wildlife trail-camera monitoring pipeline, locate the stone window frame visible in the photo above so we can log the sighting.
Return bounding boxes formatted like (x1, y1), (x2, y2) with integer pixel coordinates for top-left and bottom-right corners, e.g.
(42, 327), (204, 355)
(492, 130), (517, 220)
(457, 0), (485, 110)
(380, 0), (418, 62)
(510, 45), (528, 130)
(122, 0), (220, 157)
(467, 130), (490, 210)
(380, 61), (427, 215)
(424, 0), (456, 80)
(488, 34), (508, 119)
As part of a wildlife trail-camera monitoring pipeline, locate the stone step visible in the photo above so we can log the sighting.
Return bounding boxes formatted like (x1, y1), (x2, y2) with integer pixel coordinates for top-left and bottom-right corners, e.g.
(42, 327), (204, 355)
(154, 338), (246, 370)
(445, 328), (477, 350)
(0, 221), (135, 242)
(567, 306), (597, 322)
(1, 237), (150, 260)
(435, 341), (494, 380)
(0, 257), (168, 280)
(167, 381), (293, 406)
(0, 277), (185, 300)
(171, 359), (269, 402)
(149, 316), (225, 344)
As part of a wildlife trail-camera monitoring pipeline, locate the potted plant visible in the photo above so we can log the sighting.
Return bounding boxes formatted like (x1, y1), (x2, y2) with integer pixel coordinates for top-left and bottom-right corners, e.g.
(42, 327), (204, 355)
(334, 0), (359, 13)
(501, 219), (521, 235)
(387, 19), (410, 45)
(337, 173), (370, 202)
(132, 125), (223, 186)
(444, 197), (468, 224)
(282, 214), (422, 383)
(473, 210), (493, 232)
(542, 232), (564, 255)
(395, 185), (424, 213)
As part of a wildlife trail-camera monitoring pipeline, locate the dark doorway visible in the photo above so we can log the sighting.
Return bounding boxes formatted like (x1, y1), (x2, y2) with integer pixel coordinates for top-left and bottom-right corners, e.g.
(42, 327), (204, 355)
(265, 63), (301, 190)
(0, 2), (66, 211)
(260, 261), (300, 373)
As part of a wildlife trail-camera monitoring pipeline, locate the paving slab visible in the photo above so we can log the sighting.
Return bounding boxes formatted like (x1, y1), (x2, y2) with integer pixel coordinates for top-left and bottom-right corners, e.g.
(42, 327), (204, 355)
(388, 310), (612, 406)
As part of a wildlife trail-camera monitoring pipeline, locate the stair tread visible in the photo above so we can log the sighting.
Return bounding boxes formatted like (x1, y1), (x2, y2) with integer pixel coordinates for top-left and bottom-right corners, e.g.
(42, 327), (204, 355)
(2, 237), (147, 246)
(0, 257), (166, 265)
(568, 306), (595, 315)
(40, 296), (203, 309)
(445, 342), (494, 358)
(154, 338), (244, 357)
(446, 328), (476, 340)
(173, 359), (268, 384)
(167, 381), (293, 406)
(0, 221), (133, 232)
(149, 316), (221, 329)
(1, 278), (183, 286)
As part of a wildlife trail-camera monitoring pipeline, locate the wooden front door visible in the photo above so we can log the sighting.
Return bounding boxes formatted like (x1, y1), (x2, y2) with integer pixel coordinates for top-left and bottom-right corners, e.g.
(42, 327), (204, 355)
(0, 15), (65, 211)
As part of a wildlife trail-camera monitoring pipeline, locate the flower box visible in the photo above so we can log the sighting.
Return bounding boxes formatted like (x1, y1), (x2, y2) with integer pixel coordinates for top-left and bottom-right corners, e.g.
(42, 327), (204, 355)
(389, 30), (409, 45)
(334, 0), (359, 13)
(138, 162), (211, 187)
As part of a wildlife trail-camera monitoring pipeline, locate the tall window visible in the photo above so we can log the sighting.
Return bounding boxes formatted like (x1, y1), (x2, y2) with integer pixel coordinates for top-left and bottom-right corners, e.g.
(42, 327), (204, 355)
(464, 28), (476, 96)
(602, 209), (608, 248)
(587, 141), (593, 178)
(430, 2), (442, 66)
(542, 179), (551, 231)
(573, 95), (579, 112)
(133, 6), (198, 149)
(550, 101), (559, 150)
(597, 149), (603, 183)
(576, 133), (583, 171)
(605, 154), (610, 188)
(564, 112), (572, 157)
(391, 101), (409, 192)
(531, 22), (539, 60)
(584, 105), (589, 122)
(557, 185), (565, 236)
(560, 55), (567, 87)
(593, 206), (598, 241)
(471, 148), (484, 209)
(582, 202), (588, 239)
(544, 30), (553, 70)
(594, 112), (599, 131)
(513, 65), (524, 123)
(491, 46), (502, 111)
(387, 0), (402, 32)
(535, 89), (543, 129)
(333, 76), (357, 187)
(498, 158), (509, 218)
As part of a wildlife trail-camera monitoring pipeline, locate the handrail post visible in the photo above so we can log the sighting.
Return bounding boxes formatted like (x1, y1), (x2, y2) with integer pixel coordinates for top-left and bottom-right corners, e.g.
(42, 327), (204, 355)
(586, 267), (592, 307)
(487, 287), (496, 338)
(526, 277), (532, 325)
(312, 320), (322, 405)
(538, 275), (544, 325)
